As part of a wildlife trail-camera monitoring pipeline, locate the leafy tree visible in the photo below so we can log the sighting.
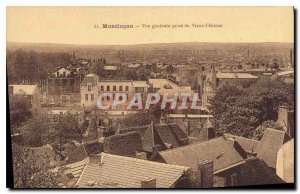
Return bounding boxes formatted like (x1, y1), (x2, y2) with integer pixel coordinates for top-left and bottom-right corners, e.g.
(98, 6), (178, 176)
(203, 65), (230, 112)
(19, 115), (51, 147)
(9, 95), (32, 133)
(122, 111), (153, 127)
(12, 144), (61, 188)
(209, 83), (245, 136)
(48, 113), (83, 153)
(209, 77), (294, 138)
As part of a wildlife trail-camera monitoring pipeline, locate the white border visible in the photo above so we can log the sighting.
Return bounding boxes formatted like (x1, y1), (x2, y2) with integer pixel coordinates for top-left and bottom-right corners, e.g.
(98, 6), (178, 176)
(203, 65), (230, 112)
(1, 0), (298, 193)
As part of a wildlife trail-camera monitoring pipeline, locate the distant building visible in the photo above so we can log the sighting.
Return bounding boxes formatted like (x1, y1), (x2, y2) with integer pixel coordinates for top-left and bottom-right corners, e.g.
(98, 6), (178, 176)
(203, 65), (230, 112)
(165, 114), (215, 142)
(80, 73), (149, 110)
(9, 84), (41, 115)
(216, 72), (258, 87)
(201, 65), (258, 109)
(46, 67), (81, 106)
(148, 79), (201, 113)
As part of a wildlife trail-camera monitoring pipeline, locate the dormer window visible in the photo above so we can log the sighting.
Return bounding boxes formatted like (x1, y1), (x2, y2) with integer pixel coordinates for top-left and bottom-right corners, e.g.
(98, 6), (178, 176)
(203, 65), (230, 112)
(88, 85), (92, 91)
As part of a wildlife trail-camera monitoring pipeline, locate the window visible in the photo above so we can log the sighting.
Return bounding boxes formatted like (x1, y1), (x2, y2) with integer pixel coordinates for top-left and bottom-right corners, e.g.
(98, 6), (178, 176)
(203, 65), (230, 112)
(113, 86), (116, 91)
(88, 85), (91, 91)
(125, 86), (129, 91)
(135, 87), (145, 93)
(85, 94), (88, 101)
(91, 94), (94, 101)
(230, 173), (238, 186)
(119, 86), (123, 91)
(107, 96), (110, 101)
(107, 86), (110, 91)
(100, 86), (104, 91)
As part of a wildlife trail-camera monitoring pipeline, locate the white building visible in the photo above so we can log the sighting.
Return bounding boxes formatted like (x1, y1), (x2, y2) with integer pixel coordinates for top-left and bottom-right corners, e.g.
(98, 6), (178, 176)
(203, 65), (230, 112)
(80, 74), (149, 111)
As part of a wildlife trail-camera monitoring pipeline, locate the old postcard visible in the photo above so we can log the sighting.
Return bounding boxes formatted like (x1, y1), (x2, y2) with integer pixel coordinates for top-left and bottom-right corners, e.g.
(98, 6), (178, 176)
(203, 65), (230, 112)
(6, 6), (294, 189)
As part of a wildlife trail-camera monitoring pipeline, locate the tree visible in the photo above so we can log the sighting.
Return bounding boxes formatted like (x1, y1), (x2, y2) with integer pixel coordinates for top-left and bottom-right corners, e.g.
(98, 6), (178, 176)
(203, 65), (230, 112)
(252, 120), (284, 141)
(209, 77), (294, 138)
(122, 111), (153, 127)
(19, 115), (51, 147)
(9, 95), (32, 133)
(209, 83), (245, 136)
(14, 49), (27, 83)
(12, 144), (61, 188)
(48, 113), (83, 153)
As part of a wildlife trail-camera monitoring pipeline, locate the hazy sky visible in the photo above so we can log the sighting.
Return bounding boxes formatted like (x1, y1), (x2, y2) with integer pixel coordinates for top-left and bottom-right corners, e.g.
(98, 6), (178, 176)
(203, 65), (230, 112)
(7, 7), (294, 45)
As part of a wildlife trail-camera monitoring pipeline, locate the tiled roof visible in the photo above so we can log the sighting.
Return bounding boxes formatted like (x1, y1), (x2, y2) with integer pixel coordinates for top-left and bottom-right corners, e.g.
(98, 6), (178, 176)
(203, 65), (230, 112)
(256, 128), (290, 169)
(63, 159), (88, 179)
(66, 144), (87, 164)
(66, 140), (102, 164)
(76, 153), (189, 188)
(142, 125), (155, 152)
(103, 131), (143, 157)
(154, 124), (188, 149)
(224, 133), (260, 153)
(9, 84), (37, 95)
(158, 137), (244, 173)
(148, 79), (179, 89)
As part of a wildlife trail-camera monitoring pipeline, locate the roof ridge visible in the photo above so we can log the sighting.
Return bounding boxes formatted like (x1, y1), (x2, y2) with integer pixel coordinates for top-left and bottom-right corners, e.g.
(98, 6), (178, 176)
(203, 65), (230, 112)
(122, 125), (151, 130)
(224, 133), (260, 143)
(265, 127), (285, 134)
(159, 136), (225, 154)
(100, 152), (189, 170)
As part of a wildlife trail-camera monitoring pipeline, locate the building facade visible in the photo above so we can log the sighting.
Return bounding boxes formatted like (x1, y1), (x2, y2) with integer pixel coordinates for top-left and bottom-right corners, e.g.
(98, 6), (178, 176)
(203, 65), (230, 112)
(80, 73), (149, 111)
(46, 67), (81, 106)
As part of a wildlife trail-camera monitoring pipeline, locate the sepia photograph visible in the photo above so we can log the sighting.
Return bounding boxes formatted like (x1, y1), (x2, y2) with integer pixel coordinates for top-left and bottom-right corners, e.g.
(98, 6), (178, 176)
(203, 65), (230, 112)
(6, 6), (295, 189)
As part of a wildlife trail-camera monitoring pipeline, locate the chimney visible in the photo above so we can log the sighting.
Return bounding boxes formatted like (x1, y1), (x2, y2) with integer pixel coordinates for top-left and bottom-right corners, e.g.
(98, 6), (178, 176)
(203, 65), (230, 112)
(141, 178), (156, 188)
(198, 160), (213, 188)
(89, 154), (102, 165)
